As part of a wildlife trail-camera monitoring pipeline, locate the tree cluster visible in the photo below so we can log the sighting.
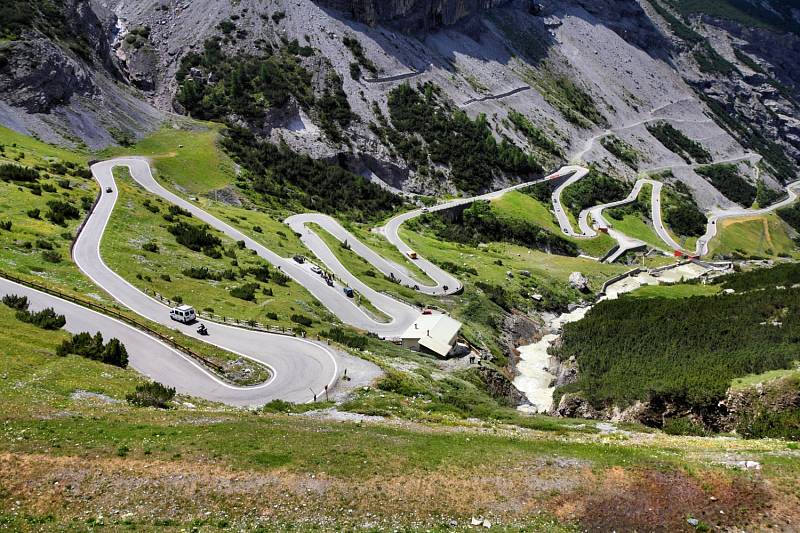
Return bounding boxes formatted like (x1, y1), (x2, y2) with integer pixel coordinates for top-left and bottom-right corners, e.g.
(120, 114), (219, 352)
(696, 163), (757, 206)
(554, 284), (800, 411)
(560, 168), (626, 218)
(221, 126), (403, 222)
(56, 331), (128, 368)
(383, 83), (542, 193)
(646, 122), (712, 164)
(410, 201), (578, 256)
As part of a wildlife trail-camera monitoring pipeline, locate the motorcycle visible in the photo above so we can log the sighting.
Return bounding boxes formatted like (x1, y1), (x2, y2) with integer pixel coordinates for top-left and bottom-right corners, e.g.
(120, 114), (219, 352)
(197, 323), (208, 336)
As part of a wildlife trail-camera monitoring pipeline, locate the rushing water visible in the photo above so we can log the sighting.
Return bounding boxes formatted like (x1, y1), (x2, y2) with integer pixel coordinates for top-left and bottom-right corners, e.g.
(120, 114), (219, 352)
(513, 263), (712, 413)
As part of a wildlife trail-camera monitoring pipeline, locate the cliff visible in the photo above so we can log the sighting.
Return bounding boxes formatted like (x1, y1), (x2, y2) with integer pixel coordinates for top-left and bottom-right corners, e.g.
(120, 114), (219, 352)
(317, 0), (511, 30)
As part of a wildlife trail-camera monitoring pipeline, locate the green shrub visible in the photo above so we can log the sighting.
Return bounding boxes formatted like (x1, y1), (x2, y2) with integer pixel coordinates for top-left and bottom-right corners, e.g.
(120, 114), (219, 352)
(230, 283), (259, 301)
(382, 82), (541, 193)
(600, 136), (640, 168)
(696, 164), (756, 206)
(647, 122), (711, 164)
(662, 416), (709, 436)
(507, 110), (562, 157)
(56, 331), (129, 368)
(41, 250), (61, 263)
(126, 381), (176, 408)
(411, 201), (578, 256)
(561, 168), (626, 218)
(2, 294), (29, 310)
(0, 162), (39, 182)
(321, 327), (368, 350)
(16, 307), (66, 330)
(290, 314), (313, 327)
(45, 200), (80, 226)
(26, 208), (40, 219)
(167, 221), (222, 253)
(142, 241), (159, 253)
(555, 283), (800, 411)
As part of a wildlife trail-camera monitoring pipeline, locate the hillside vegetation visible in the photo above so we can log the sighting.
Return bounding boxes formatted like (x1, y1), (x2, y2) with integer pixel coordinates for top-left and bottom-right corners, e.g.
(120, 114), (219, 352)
(375, 82), (542, 193)
(555, 265), (800, 434)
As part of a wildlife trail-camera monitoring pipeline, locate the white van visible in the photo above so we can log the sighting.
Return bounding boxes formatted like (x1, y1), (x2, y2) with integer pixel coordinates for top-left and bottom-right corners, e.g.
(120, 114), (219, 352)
(170, 304), (196, 324)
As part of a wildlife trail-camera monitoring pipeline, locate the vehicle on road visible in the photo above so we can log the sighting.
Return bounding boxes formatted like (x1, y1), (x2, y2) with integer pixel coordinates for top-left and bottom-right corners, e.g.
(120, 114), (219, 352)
(343, 287), (354, 298)
(170, 304), (196, 324)
(293, 255), (305, 264)
(105, 187), (112, 193)
(326, 278), (334, 287)
(421, 207), (429, 213)
(197, 323), (208, 335)
(407, 250), (418, 260)
(422, 309), (433, 315)
(311, 265), (322, 274)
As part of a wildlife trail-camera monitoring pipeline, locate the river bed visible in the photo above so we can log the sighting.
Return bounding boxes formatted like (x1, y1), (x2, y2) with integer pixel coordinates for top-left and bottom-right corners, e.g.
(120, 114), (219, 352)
(513, 262), (713, 413)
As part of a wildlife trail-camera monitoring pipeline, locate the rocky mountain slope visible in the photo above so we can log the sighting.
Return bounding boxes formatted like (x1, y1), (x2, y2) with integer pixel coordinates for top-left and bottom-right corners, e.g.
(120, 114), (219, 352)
(1, 0), (798, 202)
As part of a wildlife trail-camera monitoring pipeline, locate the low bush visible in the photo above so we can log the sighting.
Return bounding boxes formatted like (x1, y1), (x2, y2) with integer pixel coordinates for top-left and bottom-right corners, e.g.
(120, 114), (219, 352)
(0, 162), (39, 182)
(41, 250), (61, 263)
(167, 221), (222, 253)
(56, 331), (129, 368)
(290, 314), (313, 327)
(695, 164), (756, 206)
(126, 381), (176, 408)
(142, 241), (159, 253)
(230, 283), (259, 301)
(2, 294), (29, 310)
(16, 307), (66, 330)
(647, 121), (711, 164)
(45, 200), (80, 226)
(321, 327), (368, 350)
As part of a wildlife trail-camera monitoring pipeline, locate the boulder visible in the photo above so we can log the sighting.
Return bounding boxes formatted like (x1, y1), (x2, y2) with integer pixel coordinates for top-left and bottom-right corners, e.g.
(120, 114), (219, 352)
(569, 272), (590, 292)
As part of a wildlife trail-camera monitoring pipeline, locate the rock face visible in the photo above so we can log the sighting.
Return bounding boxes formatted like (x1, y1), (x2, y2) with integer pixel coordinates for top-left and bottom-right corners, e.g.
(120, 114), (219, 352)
(317, 0), (511, 30)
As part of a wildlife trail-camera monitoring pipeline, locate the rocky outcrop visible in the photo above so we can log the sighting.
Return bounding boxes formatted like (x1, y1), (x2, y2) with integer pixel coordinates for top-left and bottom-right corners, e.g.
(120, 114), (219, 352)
(0, 0), (120, 113)
(476, 365), (529, 407)
(317, 0), (511, 30)
(0, 38), (96, 113)
(564, 0), (669, 53)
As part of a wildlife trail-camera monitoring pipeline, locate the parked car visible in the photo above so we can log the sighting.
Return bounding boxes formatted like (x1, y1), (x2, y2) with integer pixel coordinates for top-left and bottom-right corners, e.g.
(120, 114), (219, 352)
(293, 255), (305, 264)
(311, 265), (322, 274)
(343, 287), (354, 298)
(170, 305), (196, 324)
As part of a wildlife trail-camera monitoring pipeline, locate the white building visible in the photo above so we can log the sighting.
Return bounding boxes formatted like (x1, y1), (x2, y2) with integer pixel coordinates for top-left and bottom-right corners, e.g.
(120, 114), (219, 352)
(400, 313), (462, 357)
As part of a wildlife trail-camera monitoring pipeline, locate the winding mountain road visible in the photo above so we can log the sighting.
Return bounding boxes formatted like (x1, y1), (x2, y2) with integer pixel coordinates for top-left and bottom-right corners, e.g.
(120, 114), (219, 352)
(4, 145), (797, 406)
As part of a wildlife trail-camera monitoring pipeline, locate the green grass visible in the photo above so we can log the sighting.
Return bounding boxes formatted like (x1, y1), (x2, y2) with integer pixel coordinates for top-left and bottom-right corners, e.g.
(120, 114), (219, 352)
(101, 167), (335, 332)
(730, 363), (800, 390)
(491, 191), (616, 258)
(0, 303), (146, 416)
(398, 226), (628, 301)
(611, 214), (665, 249)
(102, 121), (235, 194)
(627, 283), (720, 299)
(708, 213), (799, 259)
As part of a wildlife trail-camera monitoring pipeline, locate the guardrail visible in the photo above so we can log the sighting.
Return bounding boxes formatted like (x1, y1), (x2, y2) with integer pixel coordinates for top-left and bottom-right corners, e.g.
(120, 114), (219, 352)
(0, 270), (225, 374)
